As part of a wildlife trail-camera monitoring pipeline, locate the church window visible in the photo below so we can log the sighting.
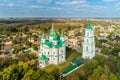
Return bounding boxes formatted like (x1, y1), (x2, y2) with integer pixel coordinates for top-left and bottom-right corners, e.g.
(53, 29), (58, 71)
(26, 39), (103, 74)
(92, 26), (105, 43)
(86, 46), (88, 51)
(61, 50), (63, 53)
(87, 32), (89, 36)
(87, 39), (89, 42)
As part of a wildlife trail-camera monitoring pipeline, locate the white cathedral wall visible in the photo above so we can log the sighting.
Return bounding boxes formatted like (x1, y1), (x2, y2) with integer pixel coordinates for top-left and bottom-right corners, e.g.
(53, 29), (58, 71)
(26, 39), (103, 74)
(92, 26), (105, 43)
(58, 46), (66, 63)
(39, 41), (66, 67)
(85, 30), (94, 37)
(49, 36), (53, 42)
(47, 48), (52, 64)
(82, 30), (95, 59)
(41, 39), (45, 43)
(51, 48), (59, 64)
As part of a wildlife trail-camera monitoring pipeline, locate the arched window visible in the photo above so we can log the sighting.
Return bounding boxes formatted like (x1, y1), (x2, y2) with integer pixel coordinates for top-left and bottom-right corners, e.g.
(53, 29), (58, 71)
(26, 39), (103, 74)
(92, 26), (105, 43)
(86, 46), (88, 51)
(87, 32), (89, 36)
(61, 50), (63, 53)
(87, 39), (89, 42)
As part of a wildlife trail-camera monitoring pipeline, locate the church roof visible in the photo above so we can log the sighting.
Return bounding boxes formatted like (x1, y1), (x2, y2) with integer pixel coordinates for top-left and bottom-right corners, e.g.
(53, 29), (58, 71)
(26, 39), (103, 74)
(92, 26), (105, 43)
(42, 39), (65, 48)
(44, 40), (53, 48)
(86, 24), (93, 30)
(60, 31), (64, 38)
(41, 24), (65, 48)
(49, 26), (56, 37)
(58, 41), (65, 47)
(41, 32), (46, 39)
(53, 36), (58, 41)
(40, 54), (47, 60)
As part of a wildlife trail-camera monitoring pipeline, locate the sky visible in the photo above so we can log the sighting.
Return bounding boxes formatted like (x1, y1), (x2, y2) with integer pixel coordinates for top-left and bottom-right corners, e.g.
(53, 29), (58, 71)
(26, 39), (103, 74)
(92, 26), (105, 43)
(0, 0), (120, 18)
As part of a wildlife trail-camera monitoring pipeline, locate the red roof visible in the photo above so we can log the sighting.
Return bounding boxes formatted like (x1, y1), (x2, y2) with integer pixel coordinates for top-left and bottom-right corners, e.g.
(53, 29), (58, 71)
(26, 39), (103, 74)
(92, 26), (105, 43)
(4, 44), (13, 50)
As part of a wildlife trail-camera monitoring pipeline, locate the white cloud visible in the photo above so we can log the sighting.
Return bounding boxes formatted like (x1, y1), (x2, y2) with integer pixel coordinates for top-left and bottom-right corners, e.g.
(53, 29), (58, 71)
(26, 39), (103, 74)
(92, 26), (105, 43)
(92, 5), (107, 9)
(102, 0), (116, 2)
(56, 0), (87, 5)
(75, 4), (106, 10)
(7, 3), (14, 7)
(37, 0), (52, 4)
(27, 5), (44, 9)
(0, 3), (45, 9)
(50, 7), (62, 10)
(0, 3), (18, 7)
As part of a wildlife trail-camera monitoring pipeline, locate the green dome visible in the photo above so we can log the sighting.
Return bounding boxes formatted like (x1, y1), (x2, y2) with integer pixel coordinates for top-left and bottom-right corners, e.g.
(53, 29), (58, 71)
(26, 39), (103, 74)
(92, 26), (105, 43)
(60, 32), (64, 38)
(50, 32), (56, 37)
(41, 36), (46, 39)
(86, 24), (93, 30)
(41, 32), (46, 39)
(53, 36), (58, 41)
(49, 26), (56, 37)
(40, 54), (47, 60)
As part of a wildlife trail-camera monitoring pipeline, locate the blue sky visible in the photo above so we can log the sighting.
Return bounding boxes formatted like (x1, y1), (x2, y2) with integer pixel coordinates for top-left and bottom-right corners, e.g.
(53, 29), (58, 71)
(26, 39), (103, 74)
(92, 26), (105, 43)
(0, 0), (120, 18)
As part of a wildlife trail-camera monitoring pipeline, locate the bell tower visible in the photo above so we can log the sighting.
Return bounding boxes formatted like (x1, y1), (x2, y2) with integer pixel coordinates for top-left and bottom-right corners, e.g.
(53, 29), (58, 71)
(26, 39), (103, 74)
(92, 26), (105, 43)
(82, 24), (95, 59)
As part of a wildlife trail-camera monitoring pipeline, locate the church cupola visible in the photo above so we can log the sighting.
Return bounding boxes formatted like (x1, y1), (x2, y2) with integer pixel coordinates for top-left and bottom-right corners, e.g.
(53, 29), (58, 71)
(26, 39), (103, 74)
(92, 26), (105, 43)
(53, 36), (58, 45)
(60, 31), (65, 41)
(39, 53), (48, 67)
(49, 24), (56, 42)
(86, 24), (93, 30)
(41, 32), (46, 43)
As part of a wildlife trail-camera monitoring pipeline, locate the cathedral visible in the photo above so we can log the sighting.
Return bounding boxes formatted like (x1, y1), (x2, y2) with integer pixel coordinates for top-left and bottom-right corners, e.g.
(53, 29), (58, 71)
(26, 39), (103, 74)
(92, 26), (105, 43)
(38, 26), (66, 68)
(82, 24), (95, 59)
(38, 24), (95, 68)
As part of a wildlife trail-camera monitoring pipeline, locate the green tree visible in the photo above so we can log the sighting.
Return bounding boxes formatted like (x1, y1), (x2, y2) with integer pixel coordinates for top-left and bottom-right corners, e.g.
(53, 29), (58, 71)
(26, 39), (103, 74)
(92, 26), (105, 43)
(108, 73), (117, 80)
(92, 66), (103, 80)
(22, 69), (36, 80)
(100, 74), (108, 80)
(101, 47), (110, 55)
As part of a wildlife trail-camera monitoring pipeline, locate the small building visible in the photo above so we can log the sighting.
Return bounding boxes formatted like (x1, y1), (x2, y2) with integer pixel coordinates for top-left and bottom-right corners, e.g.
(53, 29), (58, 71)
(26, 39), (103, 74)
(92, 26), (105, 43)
(4, 44), (14, 51)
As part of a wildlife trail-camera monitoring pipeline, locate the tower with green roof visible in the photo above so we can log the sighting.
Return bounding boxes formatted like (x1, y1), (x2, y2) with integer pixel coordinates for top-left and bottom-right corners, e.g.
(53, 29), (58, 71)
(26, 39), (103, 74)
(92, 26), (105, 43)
(82, 24), (95, 59)
(38, 24), (66, 68)
(60, 31), (64, 41)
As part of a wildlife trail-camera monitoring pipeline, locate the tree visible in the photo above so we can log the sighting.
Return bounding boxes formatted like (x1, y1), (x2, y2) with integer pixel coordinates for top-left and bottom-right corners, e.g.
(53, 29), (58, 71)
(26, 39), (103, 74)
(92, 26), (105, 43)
(0, 71), (3, 80)
(117, 62), (120, 73)
(101, 47), (110, 55)
(92, 66), (103, 80)
(100, 74), (108, 80)
(108, 73), (117, 80)
(2, 64), (19, 80)
(22, 69), (36, 80)
(94, 55), (106, 65)
(83, 59), (99, 77)
(111, 45), (120, 56)
(71, 76), (79, 80)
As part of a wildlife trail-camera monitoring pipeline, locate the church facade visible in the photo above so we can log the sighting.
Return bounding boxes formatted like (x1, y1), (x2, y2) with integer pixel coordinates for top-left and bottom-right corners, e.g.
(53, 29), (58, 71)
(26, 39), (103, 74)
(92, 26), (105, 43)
(38, 26), (66, 68)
